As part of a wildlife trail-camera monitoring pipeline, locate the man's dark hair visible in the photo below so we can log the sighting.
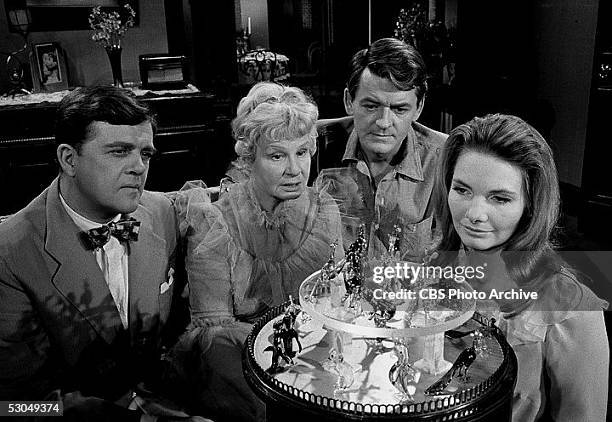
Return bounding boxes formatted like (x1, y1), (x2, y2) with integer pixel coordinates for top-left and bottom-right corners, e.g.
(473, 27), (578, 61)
(346, 37), (428, 104)
(55, 85), (156, 151)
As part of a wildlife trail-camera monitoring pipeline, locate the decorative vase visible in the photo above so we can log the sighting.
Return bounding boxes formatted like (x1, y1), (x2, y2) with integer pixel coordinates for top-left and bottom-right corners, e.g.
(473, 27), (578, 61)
(105, 45), (124, 88)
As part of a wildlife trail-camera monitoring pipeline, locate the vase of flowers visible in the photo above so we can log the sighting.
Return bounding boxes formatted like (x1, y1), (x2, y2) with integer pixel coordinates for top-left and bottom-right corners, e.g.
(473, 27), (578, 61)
(394, 4), (455, 86)
(88, 4), (135, 87)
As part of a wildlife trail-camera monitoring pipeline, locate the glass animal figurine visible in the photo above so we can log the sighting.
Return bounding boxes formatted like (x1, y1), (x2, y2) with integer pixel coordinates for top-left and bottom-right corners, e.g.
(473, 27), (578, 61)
(323, 347), (355, 393)
(264, 298), (303, 373)
(389, 340), (421, 402)
(308, 240), (341, 301)
(341, 225), (368, 313)
(424, 330), (484, 395)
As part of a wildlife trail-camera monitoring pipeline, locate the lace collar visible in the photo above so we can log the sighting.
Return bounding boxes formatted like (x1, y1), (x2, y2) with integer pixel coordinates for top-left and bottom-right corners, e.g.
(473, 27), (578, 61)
(242, 180), (309, 229)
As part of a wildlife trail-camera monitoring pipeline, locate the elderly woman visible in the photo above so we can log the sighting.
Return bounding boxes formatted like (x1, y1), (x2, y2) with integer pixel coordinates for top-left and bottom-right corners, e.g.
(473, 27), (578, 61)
(433, 114), (608, 421)
(173, 82), (343, 422)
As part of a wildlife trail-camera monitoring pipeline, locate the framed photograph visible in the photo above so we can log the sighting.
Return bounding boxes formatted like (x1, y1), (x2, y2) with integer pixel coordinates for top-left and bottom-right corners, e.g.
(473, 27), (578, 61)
(30, 42), (68, 92)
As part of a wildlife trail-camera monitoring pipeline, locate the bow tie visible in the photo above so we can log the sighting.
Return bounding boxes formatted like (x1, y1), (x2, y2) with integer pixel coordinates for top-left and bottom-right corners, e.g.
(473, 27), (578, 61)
(82, 217), (141, 250)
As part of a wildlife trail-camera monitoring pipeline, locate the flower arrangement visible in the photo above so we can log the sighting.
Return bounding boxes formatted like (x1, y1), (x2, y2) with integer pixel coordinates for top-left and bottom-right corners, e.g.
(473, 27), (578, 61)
(88, 4), (135, 49)
(394, 4), (456, 87)
(393, 3), (429, 49)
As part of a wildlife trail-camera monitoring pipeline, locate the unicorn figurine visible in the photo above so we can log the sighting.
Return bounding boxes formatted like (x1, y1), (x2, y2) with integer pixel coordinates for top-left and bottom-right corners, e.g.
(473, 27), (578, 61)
(322, 332), (355, 393)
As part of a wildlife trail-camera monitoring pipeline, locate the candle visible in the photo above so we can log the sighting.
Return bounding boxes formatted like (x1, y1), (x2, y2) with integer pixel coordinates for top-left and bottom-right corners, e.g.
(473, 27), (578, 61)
(247, 17), (252, 35)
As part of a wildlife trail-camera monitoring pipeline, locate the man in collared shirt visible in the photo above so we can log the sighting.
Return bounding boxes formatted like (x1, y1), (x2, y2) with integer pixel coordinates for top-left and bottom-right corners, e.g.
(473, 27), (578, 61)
(316, 38), (447, 261)
(0, 86), (208, 421)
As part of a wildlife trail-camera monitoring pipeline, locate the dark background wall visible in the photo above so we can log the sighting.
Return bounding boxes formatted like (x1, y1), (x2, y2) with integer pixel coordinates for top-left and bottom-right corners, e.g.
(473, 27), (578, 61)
(450, 0), (599, 188)
(533, 0), (599, 188)
(0, 0), (606, 215)
(0, 0), (168, 92)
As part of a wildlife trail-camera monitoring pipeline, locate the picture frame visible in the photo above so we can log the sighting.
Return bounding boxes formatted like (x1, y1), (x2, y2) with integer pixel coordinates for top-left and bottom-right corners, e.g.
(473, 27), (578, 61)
(30, 42), (68, 92)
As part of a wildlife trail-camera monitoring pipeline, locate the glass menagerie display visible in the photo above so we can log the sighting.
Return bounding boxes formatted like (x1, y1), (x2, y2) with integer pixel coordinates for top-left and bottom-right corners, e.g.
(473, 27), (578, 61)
(243, 228), (517, 421)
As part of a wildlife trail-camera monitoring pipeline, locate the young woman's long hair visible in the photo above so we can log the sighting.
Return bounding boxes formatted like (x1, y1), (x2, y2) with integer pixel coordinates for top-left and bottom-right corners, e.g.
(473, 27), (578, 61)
(433, 114), (562, 288)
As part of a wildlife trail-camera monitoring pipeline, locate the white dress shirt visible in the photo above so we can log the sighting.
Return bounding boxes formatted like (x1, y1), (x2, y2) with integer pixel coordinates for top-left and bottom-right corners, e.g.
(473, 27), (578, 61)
(60, 194), (130, 329)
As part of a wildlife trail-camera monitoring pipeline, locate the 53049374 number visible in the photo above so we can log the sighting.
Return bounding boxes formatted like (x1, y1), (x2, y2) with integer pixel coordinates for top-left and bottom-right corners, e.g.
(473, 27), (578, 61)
(1, 401), (62, 417)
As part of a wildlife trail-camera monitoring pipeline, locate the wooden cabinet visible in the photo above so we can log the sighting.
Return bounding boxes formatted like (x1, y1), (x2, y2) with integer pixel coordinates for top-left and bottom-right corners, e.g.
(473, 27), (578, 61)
(267, 0), (369, 117)
(0, 91), (234, 215)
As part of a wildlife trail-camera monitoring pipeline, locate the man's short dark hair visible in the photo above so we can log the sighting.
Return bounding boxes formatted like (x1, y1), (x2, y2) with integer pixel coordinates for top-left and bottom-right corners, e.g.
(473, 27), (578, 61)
(346, 37), (428, 104)
(55, 85), (156, 151)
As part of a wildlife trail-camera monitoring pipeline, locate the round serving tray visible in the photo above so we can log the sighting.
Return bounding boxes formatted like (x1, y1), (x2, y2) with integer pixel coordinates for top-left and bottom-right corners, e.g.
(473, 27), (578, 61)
(243, 302), (518, 421)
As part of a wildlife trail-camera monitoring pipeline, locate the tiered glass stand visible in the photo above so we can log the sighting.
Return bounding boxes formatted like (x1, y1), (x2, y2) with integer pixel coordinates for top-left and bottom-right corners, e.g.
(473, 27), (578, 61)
(243, 271), (518, 422)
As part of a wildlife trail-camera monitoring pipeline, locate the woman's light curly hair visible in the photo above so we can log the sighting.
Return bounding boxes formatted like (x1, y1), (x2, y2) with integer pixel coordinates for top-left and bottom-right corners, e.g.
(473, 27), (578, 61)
(230, 82), (319, 174)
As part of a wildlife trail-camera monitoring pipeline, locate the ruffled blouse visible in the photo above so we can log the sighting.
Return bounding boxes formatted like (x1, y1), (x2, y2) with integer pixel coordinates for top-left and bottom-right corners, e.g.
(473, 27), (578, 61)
(458, 248), (609, 422)
(176, 180), (344, 326)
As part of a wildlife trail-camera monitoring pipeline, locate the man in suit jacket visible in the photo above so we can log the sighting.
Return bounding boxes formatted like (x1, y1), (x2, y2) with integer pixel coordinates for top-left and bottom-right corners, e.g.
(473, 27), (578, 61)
(0, 86), (207, 421)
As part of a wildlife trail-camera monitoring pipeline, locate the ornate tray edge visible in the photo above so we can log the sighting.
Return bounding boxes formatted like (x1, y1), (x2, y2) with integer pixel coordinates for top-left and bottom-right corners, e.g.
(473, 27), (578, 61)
(243, 301), (518, 419)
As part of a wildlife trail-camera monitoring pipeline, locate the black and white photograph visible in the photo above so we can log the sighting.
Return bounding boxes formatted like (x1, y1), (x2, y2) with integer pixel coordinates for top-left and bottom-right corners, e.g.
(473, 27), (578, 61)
(0, 1), (611, 421)
(32, 42), (66, 90)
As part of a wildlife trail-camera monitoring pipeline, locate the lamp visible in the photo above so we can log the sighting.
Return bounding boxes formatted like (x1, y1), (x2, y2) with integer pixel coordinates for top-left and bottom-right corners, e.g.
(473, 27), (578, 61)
(7, 0), (31, 34)
(3, 0), (32, 97)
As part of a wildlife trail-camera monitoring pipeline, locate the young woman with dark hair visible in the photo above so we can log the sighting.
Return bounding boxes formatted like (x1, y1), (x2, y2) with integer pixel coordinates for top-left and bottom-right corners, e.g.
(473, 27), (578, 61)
(433, 113), (608, 421)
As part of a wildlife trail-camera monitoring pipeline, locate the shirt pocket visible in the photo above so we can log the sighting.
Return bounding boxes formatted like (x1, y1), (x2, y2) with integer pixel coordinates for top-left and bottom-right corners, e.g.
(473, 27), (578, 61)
(400, 215), (434, 261)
